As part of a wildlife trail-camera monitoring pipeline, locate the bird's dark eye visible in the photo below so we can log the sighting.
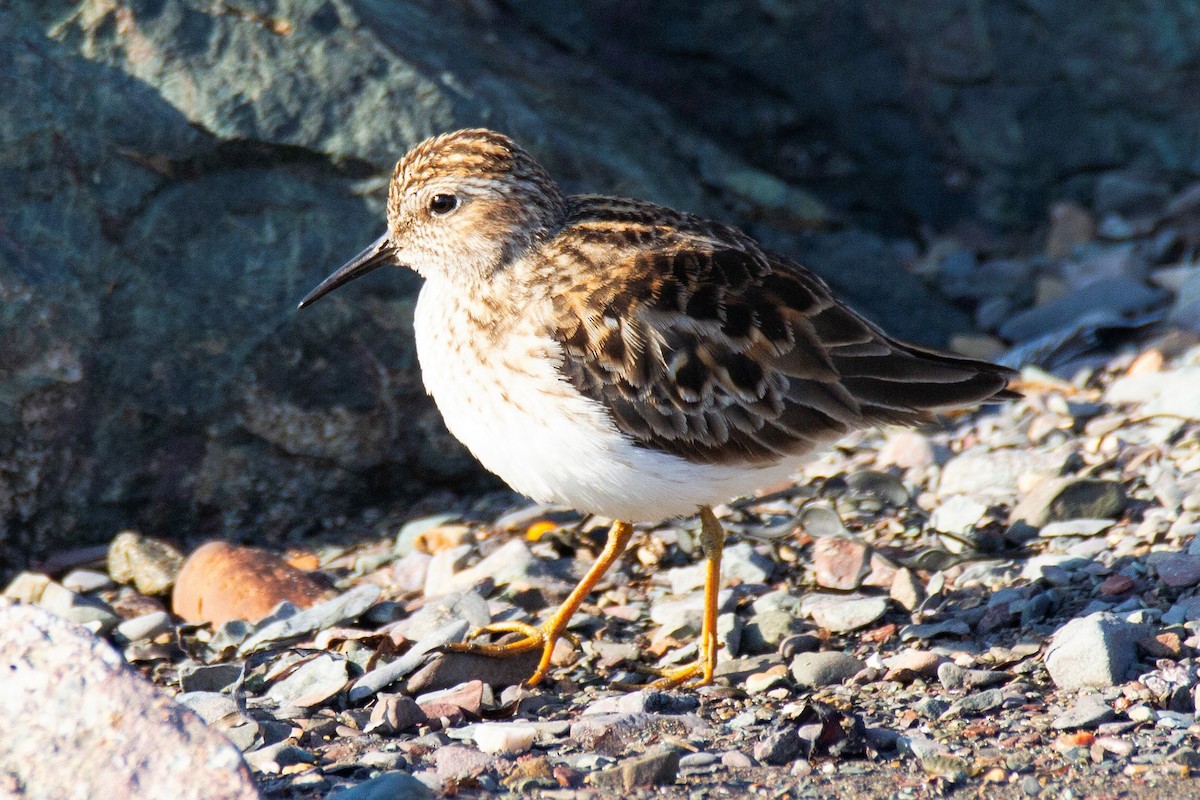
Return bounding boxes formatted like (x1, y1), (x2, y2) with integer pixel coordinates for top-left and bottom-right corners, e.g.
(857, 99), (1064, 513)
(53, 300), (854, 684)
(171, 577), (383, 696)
(429, 194), (459, 215)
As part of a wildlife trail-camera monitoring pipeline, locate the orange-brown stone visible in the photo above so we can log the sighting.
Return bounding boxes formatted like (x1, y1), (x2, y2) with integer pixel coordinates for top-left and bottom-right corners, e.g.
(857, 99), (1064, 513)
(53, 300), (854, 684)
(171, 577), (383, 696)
(172, 541), (334, 626)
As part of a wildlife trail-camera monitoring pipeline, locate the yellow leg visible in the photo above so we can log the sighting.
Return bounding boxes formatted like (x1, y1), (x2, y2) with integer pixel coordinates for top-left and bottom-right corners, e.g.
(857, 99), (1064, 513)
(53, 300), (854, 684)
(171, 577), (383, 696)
(446, 520), (634, 687)
(653, 506), (725, 688)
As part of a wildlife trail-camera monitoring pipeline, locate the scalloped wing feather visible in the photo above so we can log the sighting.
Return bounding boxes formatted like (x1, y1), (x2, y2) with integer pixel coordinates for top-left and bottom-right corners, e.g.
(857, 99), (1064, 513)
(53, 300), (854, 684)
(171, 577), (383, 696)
(546, 198), (1015, 467)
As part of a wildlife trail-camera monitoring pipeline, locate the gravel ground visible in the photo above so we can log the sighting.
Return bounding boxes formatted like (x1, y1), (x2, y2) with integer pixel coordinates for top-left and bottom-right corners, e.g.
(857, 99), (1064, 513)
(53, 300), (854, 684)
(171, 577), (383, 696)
(7, 333), (1200, 799)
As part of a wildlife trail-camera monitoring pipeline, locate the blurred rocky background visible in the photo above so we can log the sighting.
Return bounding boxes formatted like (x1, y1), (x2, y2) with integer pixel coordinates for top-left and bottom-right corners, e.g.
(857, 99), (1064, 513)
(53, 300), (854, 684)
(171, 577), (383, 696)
(4, 0), (1200, 563)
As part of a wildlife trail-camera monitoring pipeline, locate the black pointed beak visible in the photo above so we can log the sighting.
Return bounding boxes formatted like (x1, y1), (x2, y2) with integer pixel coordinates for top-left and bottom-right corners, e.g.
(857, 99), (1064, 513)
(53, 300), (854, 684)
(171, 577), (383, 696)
(297, 233), (396, 309)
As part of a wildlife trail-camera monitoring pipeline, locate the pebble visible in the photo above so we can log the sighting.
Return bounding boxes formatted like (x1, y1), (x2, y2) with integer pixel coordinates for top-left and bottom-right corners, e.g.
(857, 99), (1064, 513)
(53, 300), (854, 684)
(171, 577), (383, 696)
(790, 652), (865, 687)
(592, 745), (683, 790)
(407, 648), (541, 694)
(1052, 694), (1117, 729)
(365, 694), (427, 734)
(329, 771), (435, 800)
(889, 568), (925, 611)
(753, 728), (801, 765)
(473, 722), (537, 755)
(1045, 613), (1151, 690)
(107, 531), (185, 596)
(115, 610), (173, 642)
(172, 541), (334, 626)
(434, 744), (493, 780)
(61, 569), (114, 594)
(804, 595), (888, 632)
(936, 662), (1008, 690)
(1106, 367), (1200, 419)
(1156, 555), (1200, 588)
(740, 610), (804, 654)
(721, 542), (773, 584)
(1010, 477), (1126, 530)
(264, 652), (349, 708)
(930, 495), (988, 535)
(876, 430), (936, 469)
(36, 582), (121, 634)
(811, 536), (871, 590)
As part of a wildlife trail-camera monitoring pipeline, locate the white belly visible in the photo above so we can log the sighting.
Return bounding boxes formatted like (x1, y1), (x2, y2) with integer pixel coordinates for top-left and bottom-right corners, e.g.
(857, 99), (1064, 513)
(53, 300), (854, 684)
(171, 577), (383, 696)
(413, 281), (802, 522)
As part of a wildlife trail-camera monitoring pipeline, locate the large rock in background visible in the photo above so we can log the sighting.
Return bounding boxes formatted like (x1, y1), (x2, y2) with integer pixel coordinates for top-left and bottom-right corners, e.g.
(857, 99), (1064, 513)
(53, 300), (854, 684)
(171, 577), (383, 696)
(1, 0), (977, 561)
(511, 1), (1200, 226)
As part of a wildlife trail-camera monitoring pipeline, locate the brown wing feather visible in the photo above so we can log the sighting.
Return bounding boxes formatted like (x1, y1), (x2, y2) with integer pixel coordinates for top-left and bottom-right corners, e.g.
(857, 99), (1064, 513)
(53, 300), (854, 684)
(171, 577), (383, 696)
(547, 198), (1016, 467)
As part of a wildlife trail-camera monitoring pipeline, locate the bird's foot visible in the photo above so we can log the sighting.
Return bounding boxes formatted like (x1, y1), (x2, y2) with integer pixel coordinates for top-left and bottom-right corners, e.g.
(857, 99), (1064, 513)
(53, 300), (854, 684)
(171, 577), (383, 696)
(444, 620), (579, 687)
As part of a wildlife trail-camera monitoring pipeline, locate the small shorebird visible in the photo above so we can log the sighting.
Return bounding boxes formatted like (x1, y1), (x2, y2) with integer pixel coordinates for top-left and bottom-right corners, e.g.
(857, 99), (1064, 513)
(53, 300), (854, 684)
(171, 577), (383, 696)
(299, 129), (1015, 687)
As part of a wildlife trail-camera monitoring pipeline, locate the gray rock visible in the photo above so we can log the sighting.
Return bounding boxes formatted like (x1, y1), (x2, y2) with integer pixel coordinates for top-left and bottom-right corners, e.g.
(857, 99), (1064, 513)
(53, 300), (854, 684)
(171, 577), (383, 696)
(434, 744), (493, 780)
(0, 601), (258, 798)
(937, 662), (1009, 691)
(106, 532), (184, 595)
(393, 591), (491, 641)
(264, 652), (349, 708)
(1052, 694), (1117, 730)
(114, 610), (173, 642)
(593, 746), (683, 790)
(753, 728), (802, 765)
(721, 542), (773, 585)
(899, 619), (971, 641)
(804, 595), (888, 632)
(238, 584), (381, 656)
(944, 688), (1005, 718)
(329, 772), (435, 800)
(789, 652), (866, 687)
(1106, 367), (1200, 420)
(583, 691), (699, 716)
(405, 648), (542, 694)
(179, 662), (243, 693)
(930, 495), (989, 535)
(350, 619), (469, 701)
(1156, 555), (1200, 588)
(1045, 613), (1152, 690)
(35, 582), (120, 634)
(570, 712), (708, 754)
(998, 280), (1166, 344)
(1010, 478), (1126, 530)
(741, 610), (805, 655)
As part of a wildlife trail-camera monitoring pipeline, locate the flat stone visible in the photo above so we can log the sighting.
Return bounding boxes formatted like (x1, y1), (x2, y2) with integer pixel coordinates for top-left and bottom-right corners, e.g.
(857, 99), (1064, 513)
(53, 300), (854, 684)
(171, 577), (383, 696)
(1052, 694), (1117, 730)
(939, 447), (1068, 497)
(179, 663), (243, 693)
(721, 542), (773, 585)
(998, 278), (1166, 343)
(434, 744), (493, 780)
(328, 772), (435, 800)
(473, 722), (537, 755)
(811, 536), (871, 590)
(570, 713), (708, 754)
(1010, 478), (1126, 530)
(790, 652), (865, 687)
(890, 568), (926, 612)
(406, 649), (541, 694)
(899, 619), (971, 641)
(753, 728), (802, 765)
(0, 601), (258, 799)
(804, 595), (888, 632)
(264, 652), (349, 708)
(591, 746), (683, 790)
(945, 688), (1005, 717)
(740, 610), (804, 654)
(115, 611), (173, 642)
(365, 694), (427, 734)
(1106, 367), (1200, 419)
(937, 662), (1009, 690)
(930, 495), (989, 535)
(107, 532), (185, 596)
(877, 430), (936, 469)
(36, 582), (121, 634)
(172, 541), (333, 626)
(1156, 555), (1200, 588)
(393, 591), (490, 641)
(1045, 612), (1152, 690)
(583, 691), (700, 716)
(416, 680), (486, 718)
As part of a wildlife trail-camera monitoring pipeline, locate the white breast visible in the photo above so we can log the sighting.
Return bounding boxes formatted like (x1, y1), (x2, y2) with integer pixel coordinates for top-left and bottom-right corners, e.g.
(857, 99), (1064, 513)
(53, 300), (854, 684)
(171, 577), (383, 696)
(413, 279), (802, 522)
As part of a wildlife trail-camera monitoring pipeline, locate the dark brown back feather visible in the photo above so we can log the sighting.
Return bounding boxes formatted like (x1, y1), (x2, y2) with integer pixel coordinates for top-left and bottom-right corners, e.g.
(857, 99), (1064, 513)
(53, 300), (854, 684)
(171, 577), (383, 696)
(546, 197), (1016, 467)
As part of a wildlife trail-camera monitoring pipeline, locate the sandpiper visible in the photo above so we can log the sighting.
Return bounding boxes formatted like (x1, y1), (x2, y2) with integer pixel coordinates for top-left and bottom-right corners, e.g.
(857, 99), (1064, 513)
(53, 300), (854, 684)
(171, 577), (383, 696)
(299, 129), (1015, 687)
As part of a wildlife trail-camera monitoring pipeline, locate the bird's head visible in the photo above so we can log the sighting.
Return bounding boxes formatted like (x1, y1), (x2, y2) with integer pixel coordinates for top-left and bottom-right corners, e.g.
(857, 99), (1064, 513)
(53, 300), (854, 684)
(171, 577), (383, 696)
(298, 129), (567, 308)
